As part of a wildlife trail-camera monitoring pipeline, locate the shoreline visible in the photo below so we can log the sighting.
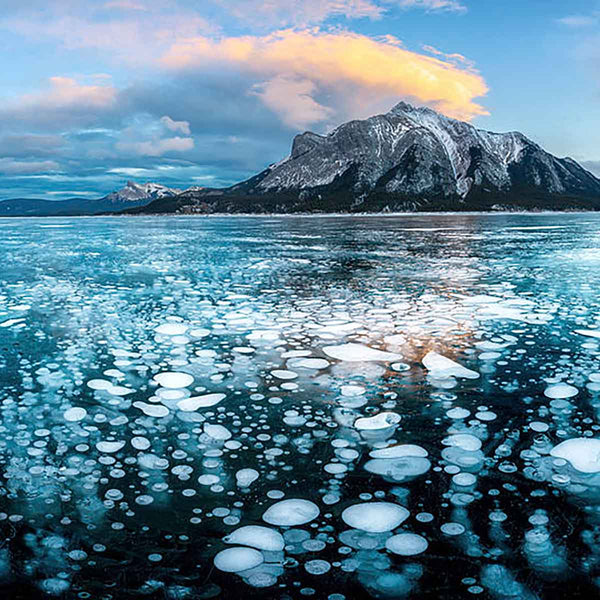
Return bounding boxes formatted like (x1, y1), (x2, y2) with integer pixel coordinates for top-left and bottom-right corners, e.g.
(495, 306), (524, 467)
(1, 210), (600, 219)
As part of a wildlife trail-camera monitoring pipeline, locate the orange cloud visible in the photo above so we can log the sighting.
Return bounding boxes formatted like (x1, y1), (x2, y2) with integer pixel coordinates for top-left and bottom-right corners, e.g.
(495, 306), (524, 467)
(162, 29), (488, 124)
(20, 77), (116, 109)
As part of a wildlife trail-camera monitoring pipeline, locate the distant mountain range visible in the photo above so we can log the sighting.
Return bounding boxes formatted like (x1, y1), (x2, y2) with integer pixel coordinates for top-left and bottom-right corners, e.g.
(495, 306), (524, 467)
(0, 181), (183, 216)
(3, 102), (600, 216)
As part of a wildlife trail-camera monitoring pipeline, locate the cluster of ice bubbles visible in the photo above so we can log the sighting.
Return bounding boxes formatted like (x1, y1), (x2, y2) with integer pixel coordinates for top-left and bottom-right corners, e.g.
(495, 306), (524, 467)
(2, 261), (600, 599)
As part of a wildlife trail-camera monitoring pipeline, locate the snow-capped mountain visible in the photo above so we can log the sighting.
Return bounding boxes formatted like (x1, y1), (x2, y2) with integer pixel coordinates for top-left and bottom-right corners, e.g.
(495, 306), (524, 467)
(103, 181), (182, 205)
(0, 181), (182, 216)
(143, 101), (600, 213)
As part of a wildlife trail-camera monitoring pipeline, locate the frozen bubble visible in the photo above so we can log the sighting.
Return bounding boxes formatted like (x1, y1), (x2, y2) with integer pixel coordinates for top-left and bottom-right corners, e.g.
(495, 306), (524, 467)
(87, 379), (112, 391)
(391, 362), (411, 372)
(199, 474), (220, 485)
(224, 525), (284, 551)
(63, 407), (87, 422)
(550, 438), (600, 473)
(324, 463), (347, 474)
(177, 393), (226, 411)
(544, 383), (578, 399)
(323, 343), (402, 362)
(453, 473), (477, 486)
(447, 408), (471, 419)
(475, 411), (496, 421)
(384, 334), (407, 345)
(443, 434), (482, 452)
(422, 352), (479, 380)
(385, 533), (428, 556)
(155, 323), (188, 336)
(153, 372), (194, 389)
(574, 329), (600, 339)
(441, 522), (465, 536)
(364, 457), (431, 480)
(340, 385), (365, 397)
(131, 436), (151, 450)
(204, 423), (232, 441)
(271, 369), (298, 380)
(529, 422), (549, 433)
(248, 329), (280, 342)
(370, 444), (428, 459)
(96, 441), (125, 453)
(354, 412), (401, 432)
(262, 499), (320, 526)
(106, 385), (134, 396)
(213, 547), (264, 573)
(288, 358), (330, 370)
(341, 502), (409, 533)
(305, 560), (331, 575)
(236, 468), (259, 487)
(190, 328), (210, 338)
(479, 352), (501, 361)
(133, 402), (170, 418)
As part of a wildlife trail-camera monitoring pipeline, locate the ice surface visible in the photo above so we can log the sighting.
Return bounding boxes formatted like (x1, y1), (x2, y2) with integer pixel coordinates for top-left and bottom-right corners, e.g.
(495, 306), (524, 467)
(1, 214), (599, 598)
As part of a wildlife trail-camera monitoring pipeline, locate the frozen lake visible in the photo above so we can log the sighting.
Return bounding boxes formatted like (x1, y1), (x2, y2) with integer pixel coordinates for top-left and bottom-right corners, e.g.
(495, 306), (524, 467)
(1, 213), (600, 599)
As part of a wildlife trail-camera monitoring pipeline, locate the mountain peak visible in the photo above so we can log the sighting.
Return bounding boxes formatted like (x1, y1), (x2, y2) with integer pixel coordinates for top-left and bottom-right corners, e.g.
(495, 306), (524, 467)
(104, 181), (182, 204)
(218, 101), (600, 210)
(388, 101), (436, 117)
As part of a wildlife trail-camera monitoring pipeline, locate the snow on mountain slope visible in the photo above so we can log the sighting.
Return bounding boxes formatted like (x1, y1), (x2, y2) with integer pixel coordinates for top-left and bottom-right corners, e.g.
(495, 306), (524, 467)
(249, 102), (600, 203)
(103, 181), (182, 204)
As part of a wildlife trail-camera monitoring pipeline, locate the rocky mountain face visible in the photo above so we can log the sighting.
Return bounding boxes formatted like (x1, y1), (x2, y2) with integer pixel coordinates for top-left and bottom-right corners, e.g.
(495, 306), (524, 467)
(135, 102), (600, 214)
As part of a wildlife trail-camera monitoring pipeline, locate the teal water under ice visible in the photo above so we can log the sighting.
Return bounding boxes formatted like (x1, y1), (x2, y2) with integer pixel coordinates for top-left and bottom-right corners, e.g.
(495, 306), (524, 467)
(1, 214), (600, 599)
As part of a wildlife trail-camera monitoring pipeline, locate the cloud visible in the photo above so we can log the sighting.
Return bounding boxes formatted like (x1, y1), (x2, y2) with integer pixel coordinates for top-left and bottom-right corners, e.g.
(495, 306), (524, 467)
(0, 159), (60, 175)
(162, 28), (488, 124)
(3, 8), (216, 64)
(117, 136), (194, 157)
(27, 77), (116, 109)
(160, 115), (191, 135)
(103, 1), (147, 10)
(0, 76), (119, 132)
(251, 76), (335, 129)
(557, 15), (598, 28)
(0, 134), (65, 157)
(219, 0), (384, 27)
(396, 0), (466, 12)
(218, 0), (466, 27)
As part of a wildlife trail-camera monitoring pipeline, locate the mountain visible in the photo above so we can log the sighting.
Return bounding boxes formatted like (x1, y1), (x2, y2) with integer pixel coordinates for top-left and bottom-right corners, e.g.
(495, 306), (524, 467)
(102, 181), (182, 205)
(131, 102), (600, 214)
(0, 181), (182, 216)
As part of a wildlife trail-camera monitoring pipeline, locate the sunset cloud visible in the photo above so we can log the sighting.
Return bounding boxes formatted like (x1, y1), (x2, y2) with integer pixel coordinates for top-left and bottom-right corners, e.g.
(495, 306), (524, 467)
(162, 29), (488, 125)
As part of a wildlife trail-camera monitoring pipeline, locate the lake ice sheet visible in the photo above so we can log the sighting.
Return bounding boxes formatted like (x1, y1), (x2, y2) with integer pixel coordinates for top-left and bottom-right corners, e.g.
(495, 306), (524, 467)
(0, 214), (600, 599)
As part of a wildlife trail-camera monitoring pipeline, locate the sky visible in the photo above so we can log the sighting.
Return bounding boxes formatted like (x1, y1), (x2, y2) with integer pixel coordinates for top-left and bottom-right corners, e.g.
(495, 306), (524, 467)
(0, 0), (599, 200)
